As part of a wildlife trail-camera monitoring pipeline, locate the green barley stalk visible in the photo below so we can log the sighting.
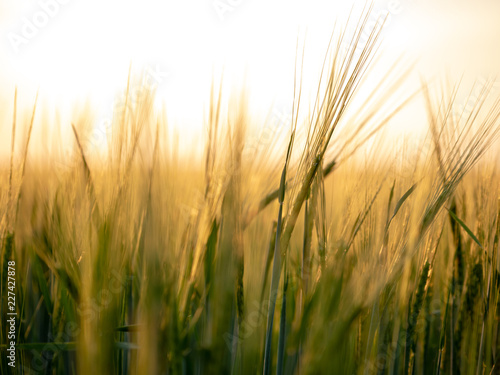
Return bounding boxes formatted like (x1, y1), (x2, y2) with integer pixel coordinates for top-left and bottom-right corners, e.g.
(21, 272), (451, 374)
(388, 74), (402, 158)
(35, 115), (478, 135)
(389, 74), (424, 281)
(423, 277), (434, 372)
(276, 262), (288, 375)
(302, 168), (319, 301)
(280, 8), (382, 258)
(436, 290), (450, 375)
(263, 31), (300, 372)
(404, 261), (430, 375)
(263, 163), (288, 375)
(260, 221), (277, 309)
(476, 198), (500, 375)
(315, 167), (327, 271)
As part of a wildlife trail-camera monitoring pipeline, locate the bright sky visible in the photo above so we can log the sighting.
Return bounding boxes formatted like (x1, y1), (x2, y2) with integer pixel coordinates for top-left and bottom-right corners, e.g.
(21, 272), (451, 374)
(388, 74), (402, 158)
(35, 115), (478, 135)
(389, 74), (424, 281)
(1, 0), (500, 156)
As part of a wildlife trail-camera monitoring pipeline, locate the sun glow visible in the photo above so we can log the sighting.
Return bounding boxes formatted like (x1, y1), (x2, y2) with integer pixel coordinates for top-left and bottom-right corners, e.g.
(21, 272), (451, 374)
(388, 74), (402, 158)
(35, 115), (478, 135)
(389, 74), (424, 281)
(0, 0), (499, 153)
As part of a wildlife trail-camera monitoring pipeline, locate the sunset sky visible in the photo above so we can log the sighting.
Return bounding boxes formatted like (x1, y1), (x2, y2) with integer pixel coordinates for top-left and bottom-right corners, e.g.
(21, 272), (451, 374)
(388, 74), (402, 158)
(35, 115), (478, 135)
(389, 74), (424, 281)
(1, 0), (499, 156)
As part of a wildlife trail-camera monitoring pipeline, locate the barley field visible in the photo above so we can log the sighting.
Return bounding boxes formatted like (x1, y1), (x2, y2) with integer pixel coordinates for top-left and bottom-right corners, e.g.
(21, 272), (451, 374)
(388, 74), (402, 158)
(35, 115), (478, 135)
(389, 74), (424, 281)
(2, 6), (500, 375)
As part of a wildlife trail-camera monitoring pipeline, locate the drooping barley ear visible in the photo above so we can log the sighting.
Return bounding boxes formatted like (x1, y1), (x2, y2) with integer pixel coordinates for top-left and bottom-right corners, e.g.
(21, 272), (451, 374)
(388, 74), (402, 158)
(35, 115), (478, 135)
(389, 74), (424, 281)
(14, 90), (39, 225)
(464, 263), (483, 318)
(71, 123), (100, 220)
(449, 198), (465, 293)
(454, 262), (483, 374)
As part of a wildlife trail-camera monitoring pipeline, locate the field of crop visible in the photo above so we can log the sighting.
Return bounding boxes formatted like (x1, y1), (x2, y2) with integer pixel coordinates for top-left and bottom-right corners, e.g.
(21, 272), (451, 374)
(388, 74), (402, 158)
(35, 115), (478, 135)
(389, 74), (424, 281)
(1, 9), (500, 375)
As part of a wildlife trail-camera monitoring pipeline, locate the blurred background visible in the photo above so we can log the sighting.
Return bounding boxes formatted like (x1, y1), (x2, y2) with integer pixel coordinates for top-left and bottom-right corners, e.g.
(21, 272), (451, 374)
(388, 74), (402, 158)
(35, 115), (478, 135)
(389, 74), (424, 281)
(0, 0), (499, 158)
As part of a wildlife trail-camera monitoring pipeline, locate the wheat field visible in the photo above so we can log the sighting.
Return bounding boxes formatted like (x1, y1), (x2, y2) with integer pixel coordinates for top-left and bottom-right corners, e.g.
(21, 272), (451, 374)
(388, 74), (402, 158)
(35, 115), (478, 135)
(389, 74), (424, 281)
(2, 8), (500, 375)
